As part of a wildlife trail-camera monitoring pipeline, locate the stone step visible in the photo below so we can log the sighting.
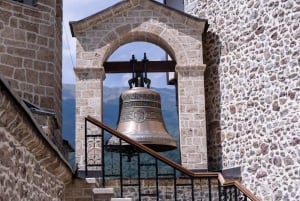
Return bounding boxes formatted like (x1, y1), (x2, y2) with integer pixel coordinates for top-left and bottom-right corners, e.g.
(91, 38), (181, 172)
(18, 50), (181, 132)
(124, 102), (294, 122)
(92, 187), (132, 201)
(92, 188), (114, 201)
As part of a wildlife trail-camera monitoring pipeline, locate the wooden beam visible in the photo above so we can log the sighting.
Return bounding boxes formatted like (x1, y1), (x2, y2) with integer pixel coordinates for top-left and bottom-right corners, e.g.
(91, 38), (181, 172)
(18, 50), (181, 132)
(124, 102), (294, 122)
(103, 61), (176, 73)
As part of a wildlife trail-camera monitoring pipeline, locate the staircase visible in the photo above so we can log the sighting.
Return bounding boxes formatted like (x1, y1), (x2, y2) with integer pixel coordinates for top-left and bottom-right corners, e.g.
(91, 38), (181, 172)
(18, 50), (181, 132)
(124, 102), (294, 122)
(82, 116), (259, 201)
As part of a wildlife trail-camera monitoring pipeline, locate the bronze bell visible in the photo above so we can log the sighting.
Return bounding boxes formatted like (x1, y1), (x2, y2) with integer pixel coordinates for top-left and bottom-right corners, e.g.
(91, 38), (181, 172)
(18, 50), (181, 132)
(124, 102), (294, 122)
(106, 54), (177, 152)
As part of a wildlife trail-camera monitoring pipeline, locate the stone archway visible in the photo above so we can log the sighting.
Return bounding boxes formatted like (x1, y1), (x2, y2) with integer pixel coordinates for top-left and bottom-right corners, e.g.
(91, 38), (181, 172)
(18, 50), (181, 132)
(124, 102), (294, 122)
(102, 31), (177, 64)
(70, 0), (208, 173)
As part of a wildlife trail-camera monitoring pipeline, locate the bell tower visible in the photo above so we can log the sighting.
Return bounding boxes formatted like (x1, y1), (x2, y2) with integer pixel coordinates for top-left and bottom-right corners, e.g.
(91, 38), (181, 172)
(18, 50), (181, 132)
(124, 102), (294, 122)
(70, 0), (208, 175)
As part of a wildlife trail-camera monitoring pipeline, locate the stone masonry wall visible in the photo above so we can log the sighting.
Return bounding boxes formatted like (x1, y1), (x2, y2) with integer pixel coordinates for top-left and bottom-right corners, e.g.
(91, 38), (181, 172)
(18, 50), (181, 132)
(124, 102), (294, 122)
(74, 68), (105, 173)
(185, 0), (300, 200)
(177, 68), (208, 170)
(0, 78), (72, 199)
(0, 127), (65, 201)
(0, 0), (63, 131)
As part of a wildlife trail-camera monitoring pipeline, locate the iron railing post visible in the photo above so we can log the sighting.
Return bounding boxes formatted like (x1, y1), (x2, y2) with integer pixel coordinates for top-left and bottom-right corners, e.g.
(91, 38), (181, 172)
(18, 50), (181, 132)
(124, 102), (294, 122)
(234, 187), (238, 201)
(119, 139), (123, 197)
(85, 118), (88, 177)
(155, 158), (159, 201)
(218, 180), (222, 201)
(173, 168), (177, 201)
(101, 129), (105, 187)
(208, 177), (212, 201)
(138, 153), (141, 201)
(191, 177), (195, 201)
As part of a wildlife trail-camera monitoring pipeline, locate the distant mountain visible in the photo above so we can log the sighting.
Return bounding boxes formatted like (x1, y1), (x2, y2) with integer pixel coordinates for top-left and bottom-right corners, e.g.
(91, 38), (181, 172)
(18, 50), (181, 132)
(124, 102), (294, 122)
(62, 84), (76, 100)
(62, 84), (180, 162)
(62, 84), (76, 148)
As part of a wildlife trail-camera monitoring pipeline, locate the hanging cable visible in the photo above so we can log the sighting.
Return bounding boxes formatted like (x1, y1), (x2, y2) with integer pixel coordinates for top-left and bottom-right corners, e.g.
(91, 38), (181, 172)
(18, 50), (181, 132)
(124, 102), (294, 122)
(63, 22), (75, 69)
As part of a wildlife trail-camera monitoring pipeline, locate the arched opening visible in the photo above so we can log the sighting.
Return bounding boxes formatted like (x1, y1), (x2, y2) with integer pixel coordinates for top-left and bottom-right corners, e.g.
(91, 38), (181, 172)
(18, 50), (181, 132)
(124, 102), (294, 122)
(105, 42), (172, 88)
(103, 41), (180, 163)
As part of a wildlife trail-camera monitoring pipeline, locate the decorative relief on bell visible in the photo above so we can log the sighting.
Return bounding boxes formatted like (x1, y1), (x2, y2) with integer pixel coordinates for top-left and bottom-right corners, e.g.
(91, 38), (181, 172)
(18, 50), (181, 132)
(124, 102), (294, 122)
(121, 92), (159, 102)
(133, 109), (145, 123)
(120, 108), (162, 123)
(122, 101), (161, 108)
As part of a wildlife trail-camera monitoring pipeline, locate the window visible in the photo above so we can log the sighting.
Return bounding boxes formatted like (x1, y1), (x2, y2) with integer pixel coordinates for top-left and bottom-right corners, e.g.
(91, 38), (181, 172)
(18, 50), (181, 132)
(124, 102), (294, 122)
(12, 0), (37, 7)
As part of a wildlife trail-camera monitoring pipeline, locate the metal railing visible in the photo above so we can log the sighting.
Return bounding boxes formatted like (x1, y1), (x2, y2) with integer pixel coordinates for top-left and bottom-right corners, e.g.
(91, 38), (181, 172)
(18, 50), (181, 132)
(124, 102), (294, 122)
(84, 116), (260, 201)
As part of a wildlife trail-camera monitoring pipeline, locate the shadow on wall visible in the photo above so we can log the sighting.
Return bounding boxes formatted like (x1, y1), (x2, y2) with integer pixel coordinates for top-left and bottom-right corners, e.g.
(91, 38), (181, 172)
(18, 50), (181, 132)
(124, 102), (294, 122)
(203, 31), (222, 171)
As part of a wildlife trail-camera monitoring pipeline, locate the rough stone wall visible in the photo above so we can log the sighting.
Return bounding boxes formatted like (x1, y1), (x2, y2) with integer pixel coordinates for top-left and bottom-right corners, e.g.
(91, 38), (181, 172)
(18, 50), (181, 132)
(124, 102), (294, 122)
(184, 0), (300, 200)
(0, 78), (73, 200)
(0, 0), (63, 132)
(0, 127), (65, 201)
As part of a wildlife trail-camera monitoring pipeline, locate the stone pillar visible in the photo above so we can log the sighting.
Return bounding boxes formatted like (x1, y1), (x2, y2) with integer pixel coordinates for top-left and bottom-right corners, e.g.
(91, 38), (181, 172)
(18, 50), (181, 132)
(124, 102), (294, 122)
(176, 65), (207, 171)
(74, 67), (105, 175)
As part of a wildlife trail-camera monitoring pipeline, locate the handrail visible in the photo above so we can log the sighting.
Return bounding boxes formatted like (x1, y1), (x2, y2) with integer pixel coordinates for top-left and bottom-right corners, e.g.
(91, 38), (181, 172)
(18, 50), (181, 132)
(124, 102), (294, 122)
(86, 115), (260, 201)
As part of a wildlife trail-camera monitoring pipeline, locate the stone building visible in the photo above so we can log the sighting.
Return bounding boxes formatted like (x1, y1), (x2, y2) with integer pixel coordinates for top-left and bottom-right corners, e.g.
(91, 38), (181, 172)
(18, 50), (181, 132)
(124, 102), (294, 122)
(0, 0), (73, 200)
(184, 0), (299, 200)
(0, 0), (299, 200)
(0, 0), (64, 150)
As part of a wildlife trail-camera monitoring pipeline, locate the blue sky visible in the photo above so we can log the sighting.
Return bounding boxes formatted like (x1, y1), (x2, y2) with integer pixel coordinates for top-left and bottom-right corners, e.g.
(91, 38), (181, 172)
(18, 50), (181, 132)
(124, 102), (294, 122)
(62, 0), (172, 88)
